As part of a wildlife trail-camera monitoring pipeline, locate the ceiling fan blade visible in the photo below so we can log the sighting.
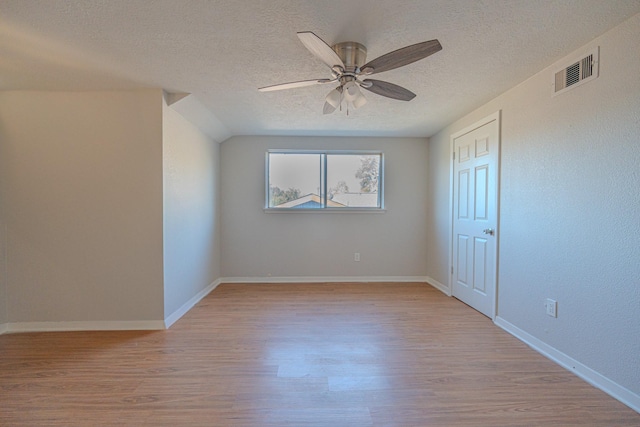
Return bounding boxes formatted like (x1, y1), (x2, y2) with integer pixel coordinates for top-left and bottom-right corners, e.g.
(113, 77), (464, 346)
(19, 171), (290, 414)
(360, 79), (416, 101)
(360, 39), (442, 75)
(297, 31), (346, 70)
(258, 78), (333, 92)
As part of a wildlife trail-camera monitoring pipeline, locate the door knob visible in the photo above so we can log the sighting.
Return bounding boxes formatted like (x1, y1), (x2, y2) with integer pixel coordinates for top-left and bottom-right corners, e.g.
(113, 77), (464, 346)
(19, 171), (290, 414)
(483, 228), (495, 235)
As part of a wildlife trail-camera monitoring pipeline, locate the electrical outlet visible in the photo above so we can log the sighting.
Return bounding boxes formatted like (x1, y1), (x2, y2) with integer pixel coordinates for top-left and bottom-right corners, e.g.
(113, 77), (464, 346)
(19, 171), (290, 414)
(545, 299), (557, 318)
(354, 252), (360, 262)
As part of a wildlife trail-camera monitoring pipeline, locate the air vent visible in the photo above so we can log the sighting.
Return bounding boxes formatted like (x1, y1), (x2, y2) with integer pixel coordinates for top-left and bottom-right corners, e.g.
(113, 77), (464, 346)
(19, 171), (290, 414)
(553, 47), (599, 96)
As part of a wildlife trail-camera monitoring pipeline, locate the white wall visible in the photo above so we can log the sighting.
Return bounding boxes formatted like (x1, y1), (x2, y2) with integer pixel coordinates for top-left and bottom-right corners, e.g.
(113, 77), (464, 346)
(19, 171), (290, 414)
(162, 97), (221, 318)
(220, 136), (428, 280)
(0, 90), (165, 325)
(427, 14), (640, 402)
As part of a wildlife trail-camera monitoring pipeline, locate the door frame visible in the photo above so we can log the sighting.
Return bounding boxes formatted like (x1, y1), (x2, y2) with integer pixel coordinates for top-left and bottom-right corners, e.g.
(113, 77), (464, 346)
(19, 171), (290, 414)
(448, 111), (501, 320)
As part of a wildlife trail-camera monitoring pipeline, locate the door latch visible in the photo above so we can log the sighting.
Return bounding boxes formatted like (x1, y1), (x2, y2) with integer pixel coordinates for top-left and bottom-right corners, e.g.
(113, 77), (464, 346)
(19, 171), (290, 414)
(482, 228), (495, 236)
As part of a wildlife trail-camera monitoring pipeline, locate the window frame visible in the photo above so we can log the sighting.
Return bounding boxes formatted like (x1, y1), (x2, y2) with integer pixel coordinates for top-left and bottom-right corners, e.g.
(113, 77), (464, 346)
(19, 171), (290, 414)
(264, 149), (385, 212)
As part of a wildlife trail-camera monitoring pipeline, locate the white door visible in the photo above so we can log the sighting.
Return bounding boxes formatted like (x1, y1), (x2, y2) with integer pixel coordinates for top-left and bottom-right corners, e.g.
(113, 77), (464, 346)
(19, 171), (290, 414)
(451, 113), (500, 318)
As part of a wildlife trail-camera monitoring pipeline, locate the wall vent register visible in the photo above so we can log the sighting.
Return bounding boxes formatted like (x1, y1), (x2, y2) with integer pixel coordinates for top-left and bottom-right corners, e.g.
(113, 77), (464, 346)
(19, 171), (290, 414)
(553, 47), (599, 96)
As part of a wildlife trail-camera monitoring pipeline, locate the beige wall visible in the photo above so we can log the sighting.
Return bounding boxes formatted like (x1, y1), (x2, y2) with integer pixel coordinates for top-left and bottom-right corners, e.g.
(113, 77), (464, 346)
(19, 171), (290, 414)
(220, 136), (429, 280)
(0, 220), (6, 326)
(0, 90), (165, 324)
(427, 14), (640, 400)
(162, 96), (221, 318)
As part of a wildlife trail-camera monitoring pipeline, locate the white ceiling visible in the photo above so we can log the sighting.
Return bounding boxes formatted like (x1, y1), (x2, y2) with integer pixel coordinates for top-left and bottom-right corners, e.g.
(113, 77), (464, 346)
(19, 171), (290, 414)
(1, 0), (639, 139)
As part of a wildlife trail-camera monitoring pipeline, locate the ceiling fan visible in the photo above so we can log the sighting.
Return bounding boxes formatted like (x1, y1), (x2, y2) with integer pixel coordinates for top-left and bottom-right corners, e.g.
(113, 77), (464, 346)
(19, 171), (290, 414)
(259, 31), (442, 114)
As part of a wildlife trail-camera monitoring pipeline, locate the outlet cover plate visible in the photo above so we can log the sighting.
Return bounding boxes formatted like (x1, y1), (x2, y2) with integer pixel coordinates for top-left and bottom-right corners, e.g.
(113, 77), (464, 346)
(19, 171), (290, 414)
(546, 299), (557, 318)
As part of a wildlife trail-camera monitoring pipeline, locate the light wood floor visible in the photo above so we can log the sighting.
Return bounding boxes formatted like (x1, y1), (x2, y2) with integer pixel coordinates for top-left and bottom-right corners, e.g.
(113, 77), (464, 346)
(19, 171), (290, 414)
(1, 282), (638, 426)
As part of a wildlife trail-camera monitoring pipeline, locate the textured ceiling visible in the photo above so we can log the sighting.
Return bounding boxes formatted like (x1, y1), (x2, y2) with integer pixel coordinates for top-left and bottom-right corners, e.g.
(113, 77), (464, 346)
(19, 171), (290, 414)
(1, 0), (639, 139)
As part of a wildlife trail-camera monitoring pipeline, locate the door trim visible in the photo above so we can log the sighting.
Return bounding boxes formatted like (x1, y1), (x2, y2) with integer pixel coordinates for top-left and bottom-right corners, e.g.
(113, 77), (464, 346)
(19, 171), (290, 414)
(448, 111), (501, 319)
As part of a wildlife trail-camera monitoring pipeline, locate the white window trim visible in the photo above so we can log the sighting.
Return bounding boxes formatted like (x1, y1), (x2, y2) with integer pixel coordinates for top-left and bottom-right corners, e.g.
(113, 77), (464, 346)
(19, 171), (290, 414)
(265, 149), (385, 212)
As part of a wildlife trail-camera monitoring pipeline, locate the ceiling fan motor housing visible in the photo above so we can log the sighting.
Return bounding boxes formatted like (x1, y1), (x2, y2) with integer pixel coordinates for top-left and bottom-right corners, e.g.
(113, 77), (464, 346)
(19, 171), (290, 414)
(332, 42), (367, 73)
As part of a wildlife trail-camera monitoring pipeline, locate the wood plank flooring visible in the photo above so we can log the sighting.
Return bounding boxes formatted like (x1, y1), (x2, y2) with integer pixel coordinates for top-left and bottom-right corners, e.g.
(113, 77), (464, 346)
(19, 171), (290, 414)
(1, 282), (638, 426)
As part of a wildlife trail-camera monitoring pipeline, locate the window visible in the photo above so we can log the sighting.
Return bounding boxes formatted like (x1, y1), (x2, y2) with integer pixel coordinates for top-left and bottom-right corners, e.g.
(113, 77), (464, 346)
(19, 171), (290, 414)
(266, 150), (384, 210)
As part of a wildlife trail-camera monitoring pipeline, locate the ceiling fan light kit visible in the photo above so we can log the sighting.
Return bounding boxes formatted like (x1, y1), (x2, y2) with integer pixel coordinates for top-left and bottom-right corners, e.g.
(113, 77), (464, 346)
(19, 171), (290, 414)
(258, 32), (442, 115)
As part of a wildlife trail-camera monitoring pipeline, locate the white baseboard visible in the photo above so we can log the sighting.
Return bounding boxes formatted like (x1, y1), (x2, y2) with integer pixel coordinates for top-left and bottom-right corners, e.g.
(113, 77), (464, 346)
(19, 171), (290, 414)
(495, 316), (640, 413)
(164, 279), (221, 328)
(6, 320), (165, 333)
(426, 276), (451, 296)
(220, 276), (429, 284)
(1, 280), (224, 334)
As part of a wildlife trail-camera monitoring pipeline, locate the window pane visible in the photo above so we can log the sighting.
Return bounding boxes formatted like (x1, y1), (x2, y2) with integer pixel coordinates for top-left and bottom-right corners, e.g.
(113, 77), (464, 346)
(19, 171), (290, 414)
(268, 153), (322, 208)
(327, 154), (380, 208)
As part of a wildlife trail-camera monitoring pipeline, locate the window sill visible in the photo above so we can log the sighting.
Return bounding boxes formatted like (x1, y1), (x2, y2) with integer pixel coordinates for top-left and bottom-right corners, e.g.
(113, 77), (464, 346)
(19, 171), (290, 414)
(263, 208), (386, 214)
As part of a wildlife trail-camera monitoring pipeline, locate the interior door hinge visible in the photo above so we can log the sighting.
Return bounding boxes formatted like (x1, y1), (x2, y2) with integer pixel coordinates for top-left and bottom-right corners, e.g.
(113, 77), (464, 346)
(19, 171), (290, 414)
(451, 266), (454, 274)
(453, 151), (455, 160)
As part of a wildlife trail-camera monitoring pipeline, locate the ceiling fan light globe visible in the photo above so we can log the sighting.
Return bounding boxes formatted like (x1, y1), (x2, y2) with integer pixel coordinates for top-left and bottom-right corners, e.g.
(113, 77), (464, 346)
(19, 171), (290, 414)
(343, 81), (361, 102)
(323, 101), (337, 115)
(326, 88), (342, 108)
(353, 92), (367, 109)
